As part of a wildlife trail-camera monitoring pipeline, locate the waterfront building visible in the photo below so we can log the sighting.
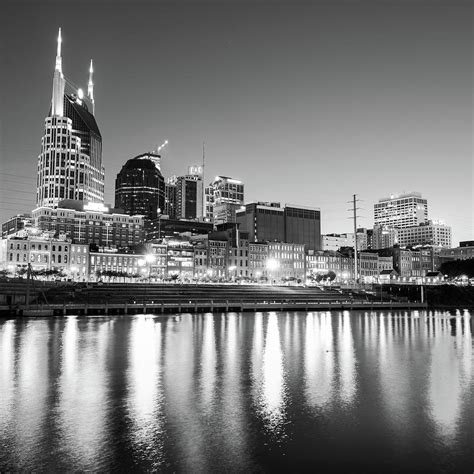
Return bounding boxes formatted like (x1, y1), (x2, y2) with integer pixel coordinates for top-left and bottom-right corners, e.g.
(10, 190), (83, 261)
(90, 251), (144, 280)
(378, 256), (394, 273)
(166, 238), (194, 280)
(236, 202), (321, 250)
(142, 242), (168, 280)
(374, 192), (428, 229)
(248, 242), (269, 280)
(397, 220), (452, 248)
(2, 215), (33, 239)
(193, 243), (209, 279)
(205, 176), (245, 224)
(115, 156), (165, 220)
(37, 29), (104, 208)
(228, 235), (250, 279)
(267, 242), (305, 282)
(32, 200), (144, 248)
(1, 235), (89, 280)
(359, 252), (379, 282)
(208, 239), (228, 279)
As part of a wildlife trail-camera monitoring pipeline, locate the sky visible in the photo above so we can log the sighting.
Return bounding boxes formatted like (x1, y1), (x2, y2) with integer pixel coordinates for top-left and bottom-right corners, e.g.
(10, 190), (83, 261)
(1, 0), (472, 244)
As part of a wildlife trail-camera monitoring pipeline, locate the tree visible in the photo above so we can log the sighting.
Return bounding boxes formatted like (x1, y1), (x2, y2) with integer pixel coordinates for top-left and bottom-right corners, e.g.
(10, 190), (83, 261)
(439, 259), (474, 278)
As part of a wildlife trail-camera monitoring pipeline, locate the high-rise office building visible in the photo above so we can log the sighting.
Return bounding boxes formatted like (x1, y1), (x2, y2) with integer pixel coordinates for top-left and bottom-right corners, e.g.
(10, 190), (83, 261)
(236, 202), (321, 250)
(175, 169), (204, 220)
(115, 156), (165, 220)
(36, 29), (105, 208)
(205, 176), (244, 224)
(374, 192), (428, 229)
(164, 178), (177, 219)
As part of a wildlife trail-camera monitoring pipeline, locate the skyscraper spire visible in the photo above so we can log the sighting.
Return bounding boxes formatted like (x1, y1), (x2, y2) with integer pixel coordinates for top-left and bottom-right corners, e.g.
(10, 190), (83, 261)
(88, 59), (95, 115)
(55, 27), (62, 72)
(51, 27), (65, 116)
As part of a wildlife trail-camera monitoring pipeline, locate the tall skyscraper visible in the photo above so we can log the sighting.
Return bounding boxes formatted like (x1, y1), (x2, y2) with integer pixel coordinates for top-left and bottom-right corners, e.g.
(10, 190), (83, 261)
(115, 156), (165, 220)
(164, 177), (177, 219)
(205, 176), (244, 224)
(36, 29), (105, 208)
(374, 192), (428, 229)
(175, 168), (204, 220)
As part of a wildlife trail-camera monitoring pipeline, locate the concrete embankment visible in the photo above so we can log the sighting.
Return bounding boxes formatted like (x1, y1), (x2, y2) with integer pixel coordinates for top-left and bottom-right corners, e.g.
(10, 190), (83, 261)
(0, 280), (427, 317)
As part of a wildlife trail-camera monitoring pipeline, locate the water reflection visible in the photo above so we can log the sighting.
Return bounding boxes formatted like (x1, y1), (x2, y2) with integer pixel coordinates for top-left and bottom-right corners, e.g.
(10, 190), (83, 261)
(0, 310), (472, 472)
(57, 317), (110, 470)
(428, 315), (471, 441)
(126, 317), (164, 467)
(304, 312), (334, 407)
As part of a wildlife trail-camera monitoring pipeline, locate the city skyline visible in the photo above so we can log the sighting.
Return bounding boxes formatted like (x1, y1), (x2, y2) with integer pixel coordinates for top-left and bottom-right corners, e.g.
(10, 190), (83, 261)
(1, 0), (472, 244)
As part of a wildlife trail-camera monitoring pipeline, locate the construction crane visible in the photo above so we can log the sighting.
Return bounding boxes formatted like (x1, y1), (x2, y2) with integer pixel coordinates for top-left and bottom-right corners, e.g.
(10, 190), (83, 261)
(154, 139), (168, 154)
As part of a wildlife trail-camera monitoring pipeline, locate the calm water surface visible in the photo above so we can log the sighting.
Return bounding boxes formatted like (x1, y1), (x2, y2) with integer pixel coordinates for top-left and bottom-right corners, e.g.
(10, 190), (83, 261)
(0, 311), (472, 473)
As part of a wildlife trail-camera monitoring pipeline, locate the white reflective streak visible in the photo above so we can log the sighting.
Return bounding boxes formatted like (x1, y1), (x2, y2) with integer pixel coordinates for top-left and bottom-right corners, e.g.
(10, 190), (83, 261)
(127, 317), (163, 459)
(199, 314), (216, 412)
(0, 321), (16, 435)
(336, 312), (356, 404)
(428, 317), (461, 440)
(15, 321), (49, 464)
(305, 312), (334, 407)
(58, 318), (109, 469)
(259, 313), (287, 435)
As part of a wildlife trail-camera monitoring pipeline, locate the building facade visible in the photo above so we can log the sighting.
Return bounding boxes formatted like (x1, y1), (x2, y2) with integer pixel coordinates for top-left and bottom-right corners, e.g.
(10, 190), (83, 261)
(397, 221), (452, 248)
(205, 176), (244, 224)
(32, 200), (144, 248)
(37, 29), (104, 208)
(236, 202), (321, 250)
(374, 192), (428, 229)
(175, 174), (204, 220)
(115, 156), (165, 220)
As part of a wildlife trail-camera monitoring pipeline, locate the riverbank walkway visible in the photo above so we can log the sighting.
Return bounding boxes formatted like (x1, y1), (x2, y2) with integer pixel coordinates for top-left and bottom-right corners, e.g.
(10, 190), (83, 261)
(0, 281), (426, 316)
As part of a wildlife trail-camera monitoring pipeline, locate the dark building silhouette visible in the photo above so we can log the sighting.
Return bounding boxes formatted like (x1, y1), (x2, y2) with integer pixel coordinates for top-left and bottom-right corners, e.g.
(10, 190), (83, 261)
(115, 156), (165, 220)
(236, 202), (321, 250)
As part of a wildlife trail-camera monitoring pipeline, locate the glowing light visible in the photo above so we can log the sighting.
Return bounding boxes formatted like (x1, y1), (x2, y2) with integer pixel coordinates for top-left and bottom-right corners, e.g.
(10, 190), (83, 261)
(145, 254), (155, 264)
(77, 88), (84, 99)
(84, 202), (109, 213)
(266, 258), (279, 271)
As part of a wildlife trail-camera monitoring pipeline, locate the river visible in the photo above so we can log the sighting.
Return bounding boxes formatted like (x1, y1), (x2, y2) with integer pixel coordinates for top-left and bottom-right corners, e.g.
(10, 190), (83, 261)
(0, 310), (472, 472)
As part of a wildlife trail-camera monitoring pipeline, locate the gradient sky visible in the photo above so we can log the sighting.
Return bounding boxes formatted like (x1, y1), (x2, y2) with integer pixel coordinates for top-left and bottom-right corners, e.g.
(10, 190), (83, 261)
(1, 0), (472, 244)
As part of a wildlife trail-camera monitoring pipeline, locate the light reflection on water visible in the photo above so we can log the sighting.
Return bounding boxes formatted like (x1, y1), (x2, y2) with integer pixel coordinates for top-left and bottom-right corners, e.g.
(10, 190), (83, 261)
(0, 310), (472, 472)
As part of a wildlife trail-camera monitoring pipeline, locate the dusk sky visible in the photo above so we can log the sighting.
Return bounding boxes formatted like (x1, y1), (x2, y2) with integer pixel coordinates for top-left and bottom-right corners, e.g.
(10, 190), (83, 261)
(1, 0), (472, 243)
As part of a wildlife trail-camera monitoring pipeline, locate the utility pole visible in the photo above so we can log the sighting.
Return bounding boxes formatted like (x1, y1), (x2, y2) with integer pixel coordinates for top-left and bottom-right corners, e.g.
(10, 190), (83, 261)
(202, 141), (206, 220)
(348, 194), (362, 285)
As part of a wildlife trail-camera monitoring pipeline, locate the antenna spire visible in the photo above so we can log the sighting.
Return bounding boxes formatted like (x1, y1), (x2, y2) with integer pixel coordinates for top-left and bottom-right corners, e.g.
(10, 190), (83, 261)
(51, 27), (65, 116)
(55, 27), (62, 72)
(88, 59), (95, 114)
